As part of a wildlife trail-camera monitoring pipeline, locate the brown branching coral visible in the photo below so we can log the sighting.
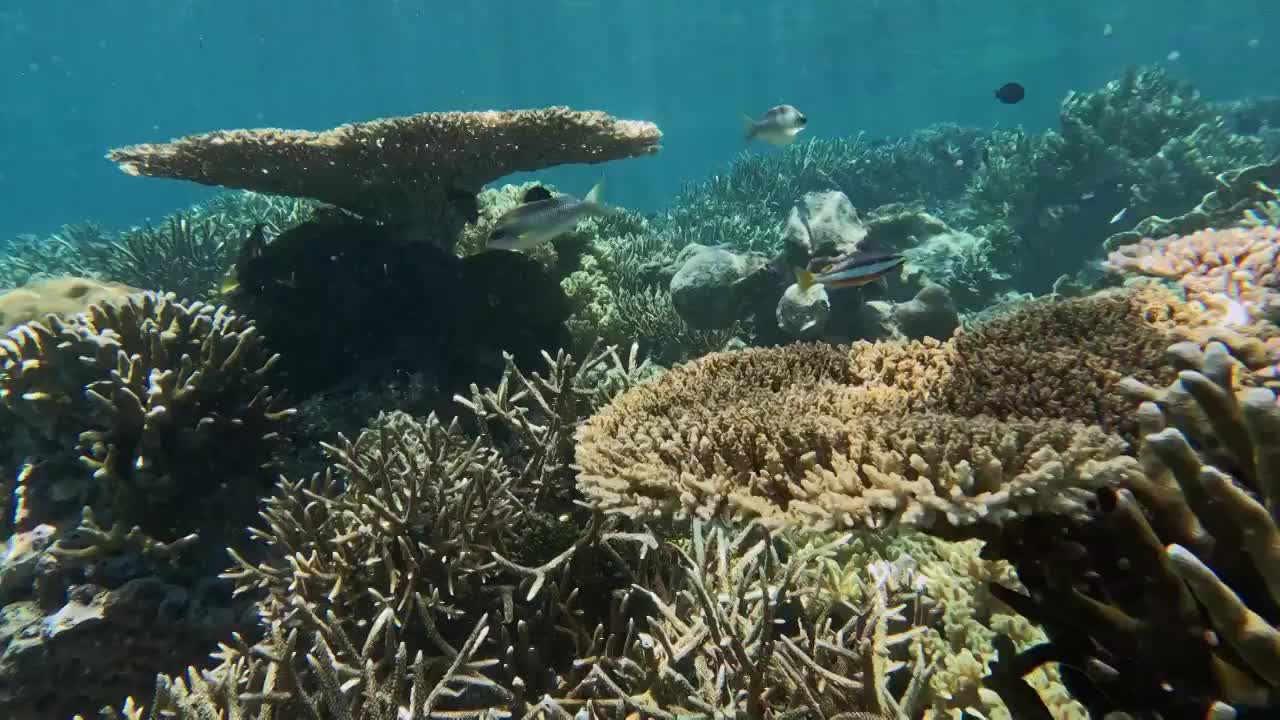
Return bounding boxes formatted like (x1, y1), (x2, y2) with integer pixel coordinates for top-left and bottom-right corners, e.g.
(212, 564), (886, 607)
(982, 341), (1280, 718)
(98, 522), (941, 720)
(929, 286), (1182, 438)
(0, 292), (293, 539)
(575, 341), (1138, 535)
(107, 107), (662, 248)
(456, 345), (656, 510)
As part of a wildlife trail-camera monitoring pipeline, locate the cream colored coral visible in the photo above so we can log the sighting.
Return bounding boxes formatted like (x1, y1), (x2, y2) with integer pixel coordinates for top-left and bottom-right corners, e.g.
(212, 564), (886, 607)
(1105, 225), (1280, 326)
(576, 344), (1140, 535)
(0, 276), (142, 332)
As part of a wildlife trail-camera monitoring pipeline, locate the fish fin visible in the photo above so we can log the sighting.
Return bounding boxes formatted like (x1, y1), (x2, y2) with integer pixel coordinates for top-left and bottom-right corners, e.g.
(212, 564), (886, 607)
(584, 177), (606, 207)
(742, 114), (756, 142)
(794, 268), (815, 291)
(220, 272), (240, 294)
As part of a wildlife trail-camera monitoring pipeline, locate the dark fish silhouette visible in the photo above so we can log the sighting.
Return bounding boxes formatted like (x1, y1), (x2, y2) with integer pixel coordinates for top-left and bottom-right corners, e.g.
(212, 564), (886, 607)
(447, 186), (480, 224)
(994, 82), (1025, 104)
(223, 223), (269, 294)
(522, 185), (553, 203)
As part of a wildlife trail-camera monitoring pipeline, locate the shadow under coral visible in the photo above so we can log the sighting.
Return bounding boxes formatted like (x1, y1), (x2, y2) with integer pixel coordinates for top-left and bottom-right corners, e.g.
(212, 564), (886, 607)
(229, 209), (571, 398)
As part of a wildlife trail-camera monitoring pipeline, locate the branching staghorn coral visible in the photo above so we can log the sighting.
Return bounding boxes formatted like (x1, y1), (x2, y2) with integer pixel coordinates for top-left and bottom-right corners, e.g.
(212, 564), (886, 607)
(0, 291), (293, 541)
(0, 222), (112, 288)
(455, 344), (657, 509)
(980, 341), (1280, 718)
(107, 107), (662, 249)
(77, 214), (240, 301)
(98, 521), (945, 720)
(1, 192), (321, 302)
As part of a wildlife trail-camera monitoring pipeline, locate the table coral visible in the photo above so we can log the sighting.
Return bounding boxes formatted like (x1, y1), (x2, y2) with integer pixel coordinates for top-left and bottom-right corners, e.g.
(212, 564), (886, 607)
(575, 339), (1138, 535)
(107, 107), (662, 249)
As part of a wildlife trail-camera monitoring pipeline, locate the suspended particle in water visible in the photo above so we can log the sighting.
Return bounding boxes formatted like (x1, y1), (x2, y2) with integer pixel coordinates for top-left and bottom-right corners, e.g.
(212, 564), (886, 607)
(1102, 23), (1113, 36)
(1166, 50), (1181, 61)
(1248, 37), (1260, 48)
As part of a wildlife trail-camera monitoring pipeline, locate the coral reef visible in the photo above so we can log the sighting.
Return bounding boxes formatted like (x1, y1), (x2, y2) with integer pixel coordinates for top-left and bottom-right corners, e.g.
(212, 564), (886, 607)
(960, 65), (1273, 298)
(0, 292), (292, 538)
(1104, 157), (1280, 250)
(107, 108), (662, 250)
(575, 340), (1137, 534)
(0, 292), (292, 717)
(979, 341), (1280, 718)
(929, 286), (1181, 438)
(1105, 225), (1280, 322)
(0, 192), (320, 303)
(224, 208), (571, 396)
(0, 276), (141, 333)
(101, 519), (946, 719)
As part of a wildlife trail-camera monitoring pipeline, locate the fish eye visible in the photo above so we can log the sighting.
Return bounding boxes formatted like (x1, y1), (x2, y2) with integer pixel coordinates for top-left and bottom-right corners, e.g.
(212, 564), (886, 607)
(797, 115), (808, 125)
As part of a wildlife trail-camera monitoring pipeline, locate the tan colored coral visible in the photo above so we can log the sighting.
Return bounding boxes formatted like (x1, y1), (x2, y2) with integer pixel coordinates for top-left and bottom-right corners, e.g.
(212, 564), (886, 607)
(934, 287), (1182, 437)
(1105, 225), (1280, 322)
(576, 342), (1138, 534)
(0, 276), (141, 332)
(107, 107), (661, 247)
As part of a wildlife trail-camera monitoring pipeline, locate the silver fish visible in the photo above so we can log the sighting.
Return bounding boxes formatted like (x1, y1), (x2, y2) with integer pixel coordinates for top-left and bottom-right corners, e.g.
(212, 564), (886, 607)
(743, 104), (808, 145)
(487, 180), (607, 251)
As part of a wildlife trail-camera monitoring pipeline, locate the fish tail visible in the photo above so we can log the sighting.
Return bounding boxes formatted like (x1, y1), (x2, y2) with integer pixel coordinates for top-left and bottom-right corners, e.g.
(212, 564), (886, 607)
(585, 177), (606, 208)
(742, 114), (756, 142)
(793, 267), (815, 291)
(220, 272), (240, 294)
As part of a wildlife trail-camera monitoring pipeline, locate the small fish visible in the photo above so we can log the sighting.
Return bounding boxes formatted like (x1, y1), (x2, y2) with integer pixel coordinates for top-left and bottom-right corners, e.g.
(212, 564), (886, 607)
(487, 179), (607, 251)
(522, 185), (553, 203)
(994, 82), (1025, 104)
(794, 252), (906, 290)
(743, 104), (808, 145)
(1109, 207), (1128, 224)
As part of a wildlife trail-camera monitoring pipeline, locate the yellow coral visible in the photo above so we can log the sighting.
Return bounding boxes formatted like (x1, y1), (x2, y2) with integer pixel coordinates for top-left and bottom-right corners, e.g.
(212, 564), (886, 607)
(0, 276), (142, 333)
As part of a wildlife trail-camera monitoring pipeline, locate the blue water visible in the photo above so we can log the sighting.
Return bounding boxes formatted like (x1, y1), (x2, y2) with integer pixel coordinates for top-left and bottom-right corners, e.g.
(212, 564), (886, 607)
(1, 0), (1276, 240)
